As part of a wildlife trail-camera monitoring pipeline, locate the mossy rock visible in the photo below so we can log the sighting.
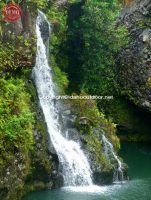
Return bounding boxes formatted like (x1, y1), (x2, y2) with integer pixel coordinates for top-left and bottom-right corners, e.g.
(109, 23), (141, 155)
(100, 97), (151, 142)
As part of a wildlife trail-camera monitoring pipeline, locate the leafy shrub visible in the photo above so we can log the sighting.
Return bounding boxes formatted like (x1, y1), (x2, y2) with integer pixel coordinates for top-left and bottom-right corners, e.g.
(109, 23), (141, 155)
(0, 77), (34, 143)
(77, 0), (129, 95)
(0, 36), (36, 72)
(70, 92), (120, 150)
(70, 92), (120, 171)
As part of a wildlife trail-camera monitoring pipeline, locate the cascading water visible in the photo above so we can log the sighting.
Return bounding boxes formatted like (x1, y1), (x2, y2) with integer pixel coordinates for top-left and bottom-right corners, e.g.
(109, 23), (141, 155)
(102, 134), (124, 182)
(33, 11), (92, 186)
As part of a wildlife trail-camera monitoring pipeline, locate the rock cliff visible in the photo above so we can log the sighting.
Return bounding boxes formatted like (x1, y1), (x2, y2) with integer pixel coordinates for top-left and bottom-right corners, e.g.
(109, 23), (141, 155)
(117, 0), (151, 111)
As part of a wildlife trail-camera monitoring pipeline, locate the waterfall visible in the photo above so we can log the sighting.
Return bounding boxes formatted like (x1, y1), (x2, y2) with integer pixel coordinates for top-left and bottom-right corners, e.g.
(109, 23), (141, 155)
(33, 11), (93, 186)
(102, 135), (124, 182)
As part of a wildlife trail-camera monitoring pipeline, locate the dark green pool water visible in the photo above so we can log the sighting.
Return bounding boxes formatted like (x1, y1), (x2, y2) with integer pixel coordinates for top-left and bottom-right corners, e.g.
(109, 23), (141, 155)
(23, 143), (151, 200)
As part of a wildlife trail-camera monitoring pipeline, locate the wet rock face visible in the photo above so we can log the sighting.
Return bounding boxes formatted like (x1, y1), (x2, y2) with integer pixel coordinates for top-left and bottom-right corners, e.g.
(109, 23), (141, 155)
(0, 150), (30, 200)
(51, 171), (64, 189)
(117, 0), (151, 111)
(33, 108), (62, 190)
(93, 171), (113, 185)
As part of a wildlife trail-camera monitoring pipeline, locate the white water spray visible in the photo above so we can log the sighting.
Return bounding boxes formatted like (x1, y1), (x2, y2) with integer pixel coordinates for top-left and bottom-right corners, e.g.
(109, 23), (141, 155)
(33, 11), (92, 186)
(102, 135), (124, 182)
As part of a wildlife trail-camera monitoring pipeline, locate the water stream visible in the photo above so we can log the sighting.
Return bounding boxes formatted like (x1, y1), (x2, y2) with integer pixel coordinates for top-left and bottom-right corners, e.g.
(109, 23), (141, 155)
(33, 11), (92, 187)
(102, 134), (124, 182)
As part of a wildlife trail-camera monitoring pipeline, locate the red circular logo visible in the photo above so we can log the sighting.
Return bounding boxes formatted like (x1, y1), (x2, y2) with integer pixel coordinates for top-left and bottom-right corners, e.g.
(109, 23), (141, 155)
(3, 3), (22, 22)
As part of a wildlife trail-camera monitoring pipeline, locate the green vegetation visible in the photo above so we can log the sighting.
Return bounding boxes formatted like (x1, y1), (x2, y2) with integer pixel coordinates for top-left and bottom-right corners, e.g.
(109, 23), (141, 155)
(61, 0), (129, 94)
(0, 36), (36, 71)
(46, 0), (128, 98)
(27, 0), (47, 9)
(0, 71), (53, 199)
(102, 97), (151, 142)
(46, 3), (70, 93)
(0, 77), (34, 143)
(70, 92), (120, 171)
(147, 77), (151, 87)
(85, 132), (112, 171)
(0, 72), (34, 199)
(71, 92), (120, 148)
(0, 74), (34, 153)
(77, 0), (128, 95)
